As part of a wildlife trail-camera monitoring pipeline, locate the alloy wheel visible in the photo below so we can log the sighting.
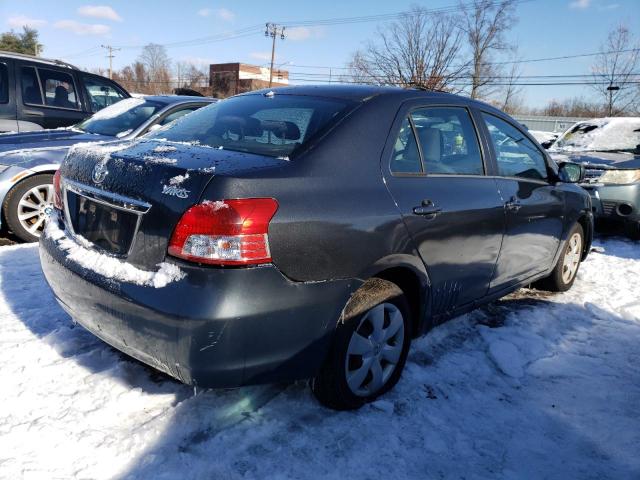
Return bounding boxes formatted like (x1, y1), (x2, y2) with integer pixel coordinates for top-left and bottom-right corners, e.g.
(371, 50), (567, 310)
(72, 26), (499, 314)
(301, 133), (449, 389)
(16, 183), (54, 237)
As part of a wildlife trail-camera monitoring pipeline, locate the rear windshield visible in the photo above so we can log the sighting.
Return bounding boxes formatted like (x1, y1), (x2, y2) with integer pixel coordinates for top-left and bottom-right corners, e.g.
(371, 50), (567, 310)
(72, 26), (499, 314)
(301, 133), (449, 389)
(146, 93), (358, 158)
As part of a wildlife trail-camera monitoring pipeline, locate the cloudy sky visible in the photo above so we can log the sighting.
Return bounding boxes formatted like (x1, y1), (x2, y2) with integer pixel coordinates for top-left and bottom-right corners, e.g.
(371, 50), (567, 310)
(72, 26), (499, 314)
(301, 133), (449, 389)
(2, 0), (638, 107)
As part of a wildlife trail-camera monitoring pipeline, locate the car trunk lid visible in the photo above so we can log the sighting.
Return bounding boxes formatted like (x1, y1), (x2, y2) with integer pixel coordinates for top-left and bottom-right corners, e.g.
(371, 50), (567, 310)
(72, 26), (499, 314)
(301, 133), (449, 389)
(59, 139), (288, 269)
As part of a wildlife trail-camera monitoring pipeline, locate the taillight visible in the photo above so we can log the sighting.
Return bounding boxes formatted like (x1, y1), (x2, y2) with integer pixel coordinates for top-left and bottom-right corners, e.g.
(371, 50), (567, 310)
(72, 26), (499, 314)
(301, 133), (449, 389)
(168, 198), (278, 265)
(53, 170), (63, 210)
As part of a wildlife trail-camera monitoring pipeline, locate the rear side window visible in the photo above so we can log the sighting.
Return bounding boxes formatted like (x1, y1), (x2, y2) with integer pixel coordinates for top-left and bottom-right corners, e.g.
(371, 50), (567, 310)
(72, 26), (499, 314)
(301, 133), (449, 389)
(411, 107), (484, 175)
(83, 75), (127, 112)
(159, 107), (198, 126)
(147, 94), (357, 158)
(21, 66), (43, 105)
(38, 68), (79, 110)
(390, 117), (422, 173)
(0, 63), (7, 104)
(482, 113), (548, 181)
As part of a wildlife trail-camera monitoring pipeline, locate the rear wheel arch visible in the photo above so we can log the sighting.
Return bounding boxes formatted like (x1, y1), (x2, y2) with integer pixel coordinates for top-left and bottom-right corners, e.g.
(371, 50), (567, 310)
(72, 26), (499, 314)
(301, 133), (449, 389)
(576, 212), (593, 258)
(356, 266), (428, 338)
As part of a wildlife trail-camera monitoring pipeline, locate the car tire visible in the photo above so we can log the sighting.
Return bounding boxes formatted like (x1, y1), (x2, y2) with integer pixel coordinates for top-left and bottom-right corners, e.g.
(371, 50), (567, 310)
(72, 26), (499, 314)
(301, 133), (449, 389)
(534, 223), (584, 292)
(311, 278), (412, 410)
(624, 221), (640, 241)
(3, 174), (54, 243)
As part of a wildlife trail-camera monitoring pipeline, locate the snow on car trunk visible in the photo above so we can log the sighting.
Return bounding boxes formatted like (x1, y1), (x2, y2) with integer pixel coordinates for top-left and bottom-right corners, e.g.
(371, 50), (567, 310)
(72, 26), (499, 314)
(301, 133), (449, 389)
(59, 139), (288, 270)
(0, 238), (639, 479)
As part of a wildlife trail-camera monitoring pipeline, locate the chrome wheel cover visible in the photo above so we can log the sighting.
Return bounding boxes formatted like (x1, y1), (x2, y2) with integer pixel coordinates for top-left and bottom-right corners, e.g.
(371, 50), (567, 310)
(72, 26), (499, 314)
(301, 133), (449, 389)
(561, 232), (582, 284)
(17, 183), (54, 237)
(345, 302), (405, 397)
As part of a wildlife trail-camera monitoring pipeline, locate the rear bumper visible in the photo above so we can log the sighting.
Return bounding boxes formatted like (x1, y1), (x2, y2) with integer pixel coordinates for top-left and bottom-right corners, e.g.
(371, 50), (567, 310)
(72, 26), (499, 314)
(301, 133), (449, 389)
(39, 223), (359, 388)
(582, 183), (640, 224)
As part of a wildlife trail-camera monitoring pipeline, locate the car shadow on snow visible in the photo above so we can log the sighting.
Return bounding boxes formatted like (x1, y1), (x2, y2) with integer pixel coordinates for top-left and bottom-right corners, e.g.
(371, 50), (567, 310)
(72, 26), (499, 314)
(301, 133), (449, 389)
(2, 245), (639, 479)
(117, 292), (639, 479)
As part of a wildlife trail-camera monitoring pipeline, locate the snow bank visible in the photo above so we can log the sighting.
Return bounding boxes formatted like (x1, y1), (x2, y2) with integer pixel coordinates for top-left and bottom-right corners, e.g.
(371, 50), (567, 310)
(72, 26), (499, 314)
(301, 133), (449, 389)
(0, 237), (639, 479)
(44, 219), (184, 288)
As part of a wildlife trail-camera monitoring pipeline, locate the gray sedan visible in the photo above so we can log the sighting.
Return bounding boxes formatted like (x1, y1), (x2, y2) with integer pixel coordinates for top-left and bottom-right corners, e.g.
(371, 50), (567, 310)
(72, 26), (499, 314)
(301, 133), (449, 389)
(0, 95), (215, 241)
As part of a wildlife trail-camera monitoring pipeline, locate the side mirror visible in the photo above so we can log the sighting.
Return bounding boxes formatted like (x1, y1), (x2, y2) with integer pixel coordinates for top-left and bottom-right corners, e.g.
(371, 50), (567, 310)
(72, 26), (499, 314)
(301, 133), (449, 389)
(541, 140), (554, 149)
(558, 162), (584, 183)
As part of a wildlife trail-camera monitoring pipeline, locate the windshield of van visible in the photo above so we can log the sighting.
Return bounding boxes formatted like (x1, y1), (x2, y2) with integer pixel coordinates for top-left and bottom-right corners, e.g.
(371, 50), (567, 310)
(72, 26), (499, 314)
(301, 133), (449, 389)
(145, 93), (357, 158)
(76, 98), (165, 137)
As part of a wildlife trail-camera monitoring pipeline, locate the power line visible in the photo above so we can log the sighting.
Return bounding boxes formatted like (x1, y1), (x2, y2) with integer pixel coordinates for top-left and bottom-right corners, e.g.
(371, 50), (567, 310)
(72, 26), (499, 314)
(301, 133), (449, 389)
(276, 0), (533, 27)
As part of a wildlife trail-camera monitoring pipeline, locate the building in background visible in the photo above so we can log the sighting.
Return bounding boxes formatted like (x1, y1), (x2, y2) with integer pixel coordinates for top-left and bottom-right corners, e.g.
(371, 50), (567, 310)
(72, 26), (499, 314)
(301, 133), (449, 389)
(210, 63), (289, 98)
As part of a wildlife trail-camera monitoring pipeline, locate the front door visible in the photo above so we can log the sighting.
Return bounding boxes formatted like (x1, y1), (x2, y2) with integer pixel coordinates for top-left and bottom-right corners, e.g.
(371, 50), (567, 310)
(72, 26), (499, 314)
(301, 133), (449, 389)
(480, 112), (564, 290)
(383, 105), (505, 317)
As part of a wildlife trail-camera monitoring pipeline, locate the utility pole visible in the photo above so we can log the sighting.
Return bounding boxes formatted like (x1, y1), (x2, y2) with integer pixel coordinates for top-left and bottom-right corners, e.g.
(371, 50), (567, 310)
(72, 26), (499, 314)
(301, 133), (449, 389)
(101, 44), (121, 79)
(265, 23), (286, 87)
(606, 84), (620, 117)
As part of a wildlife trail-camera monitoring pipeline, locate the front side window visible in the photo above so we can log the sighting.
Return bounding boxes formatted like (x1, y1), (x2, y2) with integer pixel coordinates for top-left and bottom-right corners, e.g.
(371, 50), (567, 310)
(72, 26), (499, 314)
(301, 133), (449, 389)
(482, 113), (548, 181)
(38, 68), (79, 110)
(410, 107), (484, 175)
(83, 75), (127, 112)
(390, 117), (422, 173)
(146, 94), (357, 159)
(0, 63), (8, 104)
(21, 66), (43, 105)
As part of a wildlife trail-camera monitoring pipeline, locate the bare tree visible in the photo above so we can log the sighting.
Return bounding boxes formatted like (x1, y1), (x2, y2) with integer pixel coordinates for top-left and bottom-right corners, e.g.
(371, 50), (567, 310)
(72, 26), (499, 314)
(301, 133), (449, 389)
(347, 7), (467, 91)
(499, 52), (523, 114)
(138, 43), (172, 94)
(460, 0), (518, 99)
(591, 24), (640, 116)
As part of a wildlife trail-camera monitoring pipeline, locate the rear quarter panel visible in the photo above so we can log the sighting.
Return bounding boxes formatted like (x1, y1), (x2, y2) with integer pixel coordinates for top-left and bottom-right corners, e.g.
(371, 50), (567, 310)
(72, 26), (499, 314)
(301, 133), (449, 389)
(197, 95), (426, 284)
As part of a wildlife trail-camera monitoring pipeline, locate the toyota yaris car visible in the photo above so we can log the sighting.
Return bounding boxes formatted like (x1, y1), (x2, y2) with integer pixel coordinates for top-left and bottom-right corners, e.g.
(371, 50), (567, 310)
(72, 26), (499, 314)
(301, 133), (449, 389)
(40, 86), (593, 410)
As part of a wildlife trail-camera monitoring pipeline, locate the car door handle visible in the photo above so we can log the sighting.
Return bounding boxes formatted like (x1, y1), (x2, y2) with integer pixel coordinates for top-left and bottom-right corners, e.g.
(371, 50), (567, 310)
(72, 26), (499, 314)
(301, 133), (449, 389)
(413, 200), (442, 216)
(505, 197), (522, 212)
(23, 109), (44, 117)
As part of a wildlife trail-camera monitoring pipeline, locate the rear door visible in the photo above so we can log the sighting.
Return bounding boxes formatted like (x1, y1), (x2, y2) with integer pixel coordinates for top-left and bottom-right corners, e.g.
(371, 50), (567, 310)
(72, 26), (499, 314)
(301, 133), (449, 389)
(17, 62), (89, 130)
(0, 58), (18, 132)
(383, 102), (505, 316)
(79, 73), (129, 113)
(479, 111), (564, 290)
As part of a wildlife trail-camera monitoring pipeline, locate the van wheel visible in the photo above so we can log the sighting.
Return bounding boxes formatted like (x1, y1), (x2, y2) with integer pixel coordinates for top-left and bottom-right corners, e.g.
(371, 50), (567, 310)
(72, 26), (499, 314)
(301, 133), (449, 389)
(534, 223), (584, 292)
(311, 279), (411, 410)
(3, 174), (54, 243)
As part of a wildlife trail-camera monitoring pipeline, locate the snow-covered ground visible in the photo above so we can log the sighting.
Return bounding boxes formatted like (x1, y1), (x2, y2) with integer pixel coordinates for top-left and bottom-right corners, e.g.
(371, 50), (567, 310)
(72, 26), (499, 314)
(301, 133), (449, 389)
(0, 239), (639, 480)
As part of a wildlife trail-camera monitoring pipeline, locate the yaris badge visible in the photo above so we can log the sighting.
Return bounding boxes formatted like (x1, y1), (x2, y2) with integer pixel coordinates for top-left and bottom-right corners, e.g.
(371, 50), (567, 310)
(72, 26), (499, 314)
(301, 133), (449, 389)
(92, 162), (109, 184)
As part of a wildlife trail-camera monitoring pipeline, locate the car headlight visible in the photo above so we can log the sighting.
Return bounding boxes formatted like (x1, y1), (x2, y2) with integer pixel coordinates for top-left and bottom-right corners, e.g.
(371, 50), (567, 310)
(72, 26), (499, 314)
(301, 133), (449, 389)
(598, 169), (640, 185)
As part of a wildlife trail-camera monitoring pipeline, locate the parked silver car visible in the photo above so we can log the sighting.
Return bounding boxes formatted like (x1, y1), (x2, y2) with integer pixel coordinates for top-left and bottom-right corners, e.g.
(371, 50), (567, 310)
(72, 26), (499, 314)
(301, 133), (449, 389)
(0, 95), (215, 241)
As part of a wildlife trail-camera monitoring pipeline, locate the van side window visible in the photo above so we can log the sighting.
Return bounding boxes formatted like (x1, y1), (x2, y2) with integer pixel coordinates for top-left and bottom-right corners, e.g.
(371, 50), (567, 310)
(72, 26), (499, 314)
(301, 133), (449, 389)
(38, 69), (79, 110)
(410, 107), (484, 175)
(21, 66), (43, 105)
(482, 113), (548, 181)
(390, 117), (422, 174)
(0, 64), (8, 104)
(82, 75), (127, 112)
